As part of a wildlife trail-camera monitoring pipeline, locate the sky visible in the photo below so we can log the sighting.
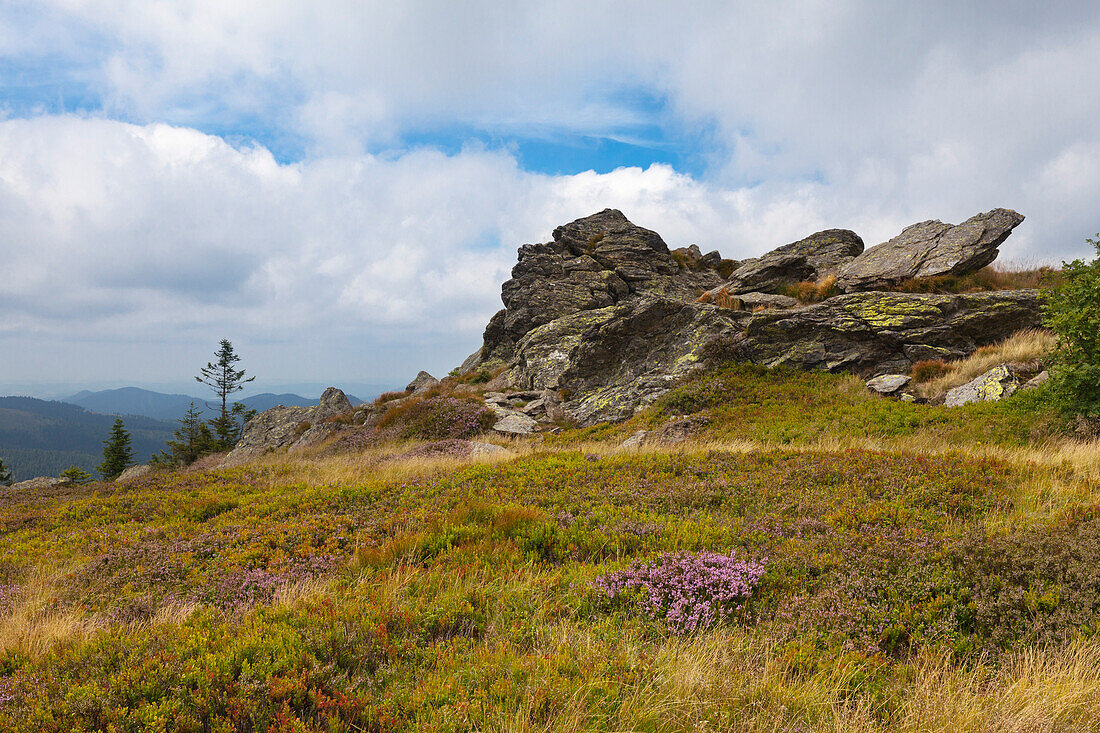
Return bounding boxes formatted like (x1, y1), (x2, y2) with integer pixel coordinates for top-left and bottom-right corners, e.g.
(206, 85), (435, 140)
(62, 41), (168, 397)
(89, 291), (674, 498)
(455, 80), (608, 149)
(2, 1), (1099, 397)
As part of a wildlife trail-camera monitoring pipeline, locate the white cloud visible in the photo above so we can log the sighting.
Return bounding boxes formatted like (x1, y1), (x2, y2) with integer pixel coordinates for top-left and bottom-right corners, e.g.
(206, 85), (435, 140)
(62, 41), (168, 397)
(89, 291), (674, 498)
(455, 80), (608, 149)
(3, 2), (1100, 387)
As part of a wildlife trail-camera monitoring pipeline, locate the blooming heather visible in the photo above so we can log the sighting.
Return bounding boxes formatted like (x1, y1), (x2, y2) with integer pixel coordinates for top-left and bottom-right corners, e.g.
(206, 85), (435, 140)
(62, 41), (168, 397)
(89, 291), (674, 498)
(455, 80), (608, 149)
(592, 551), (766, 634)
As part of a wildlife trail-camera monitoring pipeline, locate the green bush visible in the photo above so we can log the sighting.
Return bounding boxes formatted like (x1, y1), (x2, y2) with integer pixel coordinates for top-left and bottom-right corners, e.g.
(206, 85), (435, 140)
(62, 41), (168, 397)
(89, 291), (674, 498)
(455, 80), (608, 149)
(1042, 235), (1100, 419)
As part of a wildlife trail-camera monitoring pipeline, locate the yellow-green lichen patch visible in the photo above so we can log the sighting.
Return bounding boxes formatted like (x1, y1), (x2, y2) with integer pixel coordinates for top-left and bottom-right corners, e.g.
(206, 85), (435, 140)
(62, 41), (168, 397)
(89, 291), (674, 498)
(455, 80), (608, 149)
(842, 293), (947, 329)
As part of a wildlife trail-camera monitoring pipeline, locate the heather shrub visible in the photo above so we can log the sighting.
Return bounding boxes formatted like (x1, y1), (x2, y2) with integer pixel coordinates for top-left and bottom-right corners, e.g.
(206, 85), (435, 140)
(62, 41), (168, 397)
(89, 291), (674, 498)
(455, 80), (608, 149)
(376, 395), (496, 440)
(952, 514), (1100, 653)
(592, 551), (766, 634)
(910, 359), (949, 383)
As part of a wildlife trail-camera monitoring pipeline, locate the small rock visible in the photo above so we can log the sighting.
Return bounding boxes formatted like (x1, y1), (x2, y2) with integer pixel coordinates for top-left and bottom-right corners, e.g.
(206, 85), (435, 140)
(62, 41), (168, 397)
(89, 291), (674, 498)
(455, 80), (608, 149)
(900, 393), (918, 403)
(117, 464), (152, 481)
(620, 430), (650, 448)
(655, 416), (709, 443)
(866, 374), (912, 395)
(492, 410), (539, 435)
(469, 442), (512, 456)
(1020, 370), (1050, 391)
(405, 370), (439, 393)
(737, 292), (800, 310)
(944, 365), (1018, 407)
(520, 397), (546, 415)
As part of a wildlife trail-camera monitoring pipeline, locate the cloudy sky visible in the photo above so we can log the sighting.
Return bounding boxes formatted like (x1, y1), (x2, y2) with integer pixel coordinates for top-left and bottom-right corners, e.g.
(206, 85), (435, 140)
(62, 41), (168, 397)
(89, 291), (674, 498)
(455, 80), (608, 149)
(2, 1), (1099, 396)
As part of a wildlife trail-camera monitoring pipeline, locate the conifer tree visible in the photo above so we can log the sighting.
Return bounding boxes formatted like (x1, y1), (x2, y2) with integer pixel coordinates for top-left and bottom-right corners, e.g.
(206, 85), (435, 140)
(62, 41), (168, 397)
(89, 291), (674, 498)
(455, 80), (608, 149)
(0, 458), (11, 487)
(196, 339), (255, 450)
(60, 465), (93, 485)
(158, 401), (217, 466)
(98, 417), (134, 480)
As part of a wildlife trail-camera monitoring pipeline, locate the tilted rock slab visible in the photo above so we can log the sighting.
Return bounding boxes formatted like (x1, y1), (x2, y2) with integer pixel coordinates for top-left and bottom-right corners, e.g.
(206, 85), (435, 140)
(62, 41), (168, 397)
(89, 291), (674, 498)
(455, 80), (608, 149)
(721, 229), (864, 294)
(223, 387), (353, 464)
(837, 209), (1024, 292)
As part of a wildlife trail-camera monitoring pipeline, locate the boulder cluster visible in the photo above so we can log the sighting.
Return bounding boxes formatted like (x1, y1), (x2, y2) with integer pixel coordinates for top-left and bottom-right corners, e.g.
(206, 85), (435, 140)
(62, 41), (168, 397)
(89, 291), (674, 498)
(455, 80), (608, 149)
(457, 207), (1037, 426)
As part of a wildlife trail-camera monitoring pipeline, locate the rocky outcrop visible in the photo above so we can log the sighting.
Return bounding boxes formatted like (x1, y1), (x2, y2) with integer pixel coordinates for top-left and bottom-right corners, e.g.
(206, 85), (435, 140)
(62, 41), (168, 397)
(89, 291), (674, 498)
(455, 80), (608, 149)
(405, 371), (439, 393)
(721, 229), (864, 294)
(837, 209), (1024, 292)
(456, 208), (1038, 427)
(117, 464), (152, 481)
(480, 209), (726, 365)
(224, 387), (353, 463)
(10, 476), (72, 490)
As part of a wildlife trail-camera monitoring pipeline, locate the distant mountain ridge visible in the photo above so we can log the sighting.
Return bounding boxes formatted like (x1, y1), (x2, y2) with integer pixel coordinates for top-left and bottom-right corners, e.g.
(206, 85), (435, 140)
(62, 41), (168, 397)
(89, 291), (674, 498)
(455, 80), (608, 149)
(66, 387), (363, 421)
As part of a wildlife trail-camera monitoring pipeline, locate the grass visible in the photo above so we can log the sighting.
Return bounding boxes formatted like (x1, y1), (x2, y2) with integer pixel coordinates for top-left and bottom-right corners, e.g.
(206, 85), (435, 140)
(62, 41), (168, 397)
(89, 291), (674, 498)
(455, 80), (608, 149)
(3, 340), (1100, 730)
(912, 329), (1056, 400)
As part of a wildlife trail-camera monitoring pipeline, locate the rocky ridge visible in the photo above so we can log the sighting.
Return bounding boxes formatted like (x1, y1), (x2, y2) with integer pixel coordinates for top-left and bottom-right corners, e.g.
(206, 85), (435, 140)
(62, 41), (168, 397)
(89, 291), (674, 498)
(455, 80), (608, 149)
(460, 207), (1039, 426)
(233, 206), (1042, 452)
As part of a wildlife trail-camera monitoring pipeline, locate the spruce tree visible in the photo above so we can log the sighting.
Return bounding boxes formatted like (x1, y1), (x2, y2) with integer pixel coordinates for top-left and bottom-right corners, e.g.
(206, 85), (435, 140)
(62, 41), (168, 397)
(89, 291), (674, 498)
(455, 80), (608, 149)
(159, 401), (217, 466)
(0, 458), (11, 487)
(98, 417), (134, 480)
(196, 339), (255, 450)
(60, 465), (93, 485)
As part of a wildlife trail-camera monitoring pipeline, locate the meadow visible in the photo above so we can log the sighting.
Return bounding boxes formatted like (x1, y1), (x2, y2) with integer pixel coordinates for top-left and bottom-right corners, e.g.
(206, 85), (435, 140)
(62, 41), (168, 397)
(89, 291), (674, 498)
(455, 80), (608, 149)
(2, 344), (1100, 731)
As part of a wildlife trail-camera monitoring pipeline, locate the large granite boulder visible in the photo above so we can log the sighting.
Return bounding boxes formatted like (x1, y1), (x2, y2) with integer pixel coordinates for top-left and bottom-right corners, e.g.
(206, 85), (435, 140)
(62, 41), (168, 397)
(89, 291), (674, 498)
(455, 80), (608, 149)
(720, 229), (864, 294)
(837, 209), (1024, 292)
(480, 209), (726, 364)
(224, 387), (353, 463)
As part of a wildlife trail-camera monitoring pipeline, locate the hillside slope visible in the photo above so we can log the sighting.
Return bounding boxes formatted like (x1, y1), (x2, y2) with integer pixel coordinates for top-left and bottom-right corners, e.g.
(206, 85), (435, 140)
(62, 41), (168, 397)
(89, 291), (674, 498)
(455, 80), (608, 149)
(0, 360), (1098, 731)
(0, 397), (174, 480)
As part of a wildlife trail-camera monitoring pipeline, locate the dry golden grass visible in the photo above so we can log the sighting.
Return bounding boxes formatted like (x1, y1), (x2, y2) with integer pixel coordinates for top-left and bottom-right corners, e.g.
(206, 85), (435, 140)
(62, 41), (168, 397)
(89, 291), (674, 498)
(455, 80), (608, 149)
(0, 568), (99, 656)
(914, 329), (1057, 400)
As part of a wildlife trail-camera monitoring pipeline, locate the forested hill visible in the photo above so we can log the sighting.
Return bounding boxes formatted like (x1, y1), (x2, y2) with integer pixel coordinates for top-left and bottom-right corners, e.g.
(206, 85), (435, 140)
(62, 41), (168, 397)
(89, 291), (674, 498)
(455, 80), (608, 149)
(0, 397), (175, 481)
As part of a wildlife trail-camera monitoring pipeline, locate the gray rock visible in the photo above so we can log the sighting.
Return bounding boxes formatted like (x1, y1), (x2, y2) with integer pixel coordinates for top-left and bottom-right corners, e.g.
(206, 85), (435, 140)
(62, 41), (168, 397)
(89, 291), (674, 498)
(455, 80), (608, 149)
(492, 412), (539, 435)
(837, 209), (1024, 292)
(723, 229), (864, 294)
(866, 374), (912, 394)
(737, 292), (800, 310)
(620, 430), (651, 448)
(1020, 370), (1050, 391)
(473, 209), (725, 367)
(944, 365), (1019, 407)
(225, 387), (353, 463)
(469, 442), (513, 456)
(457, 211), (1042, 428)
(742, 290), (1041, 376)
(405, 370), (439, 393)
(11, 476), (72, 490)
(117, 464), (152, 481)
(900, 393), (918, 403)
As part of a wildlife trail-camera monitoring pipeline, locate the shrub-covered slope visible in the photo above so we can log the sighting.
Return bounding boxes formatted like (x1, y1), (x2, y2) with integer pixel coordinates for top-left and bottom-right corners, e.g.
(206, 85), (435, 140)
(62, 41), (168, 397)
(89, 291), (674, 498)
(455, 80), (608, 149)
(0, 364), (1098, 731)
